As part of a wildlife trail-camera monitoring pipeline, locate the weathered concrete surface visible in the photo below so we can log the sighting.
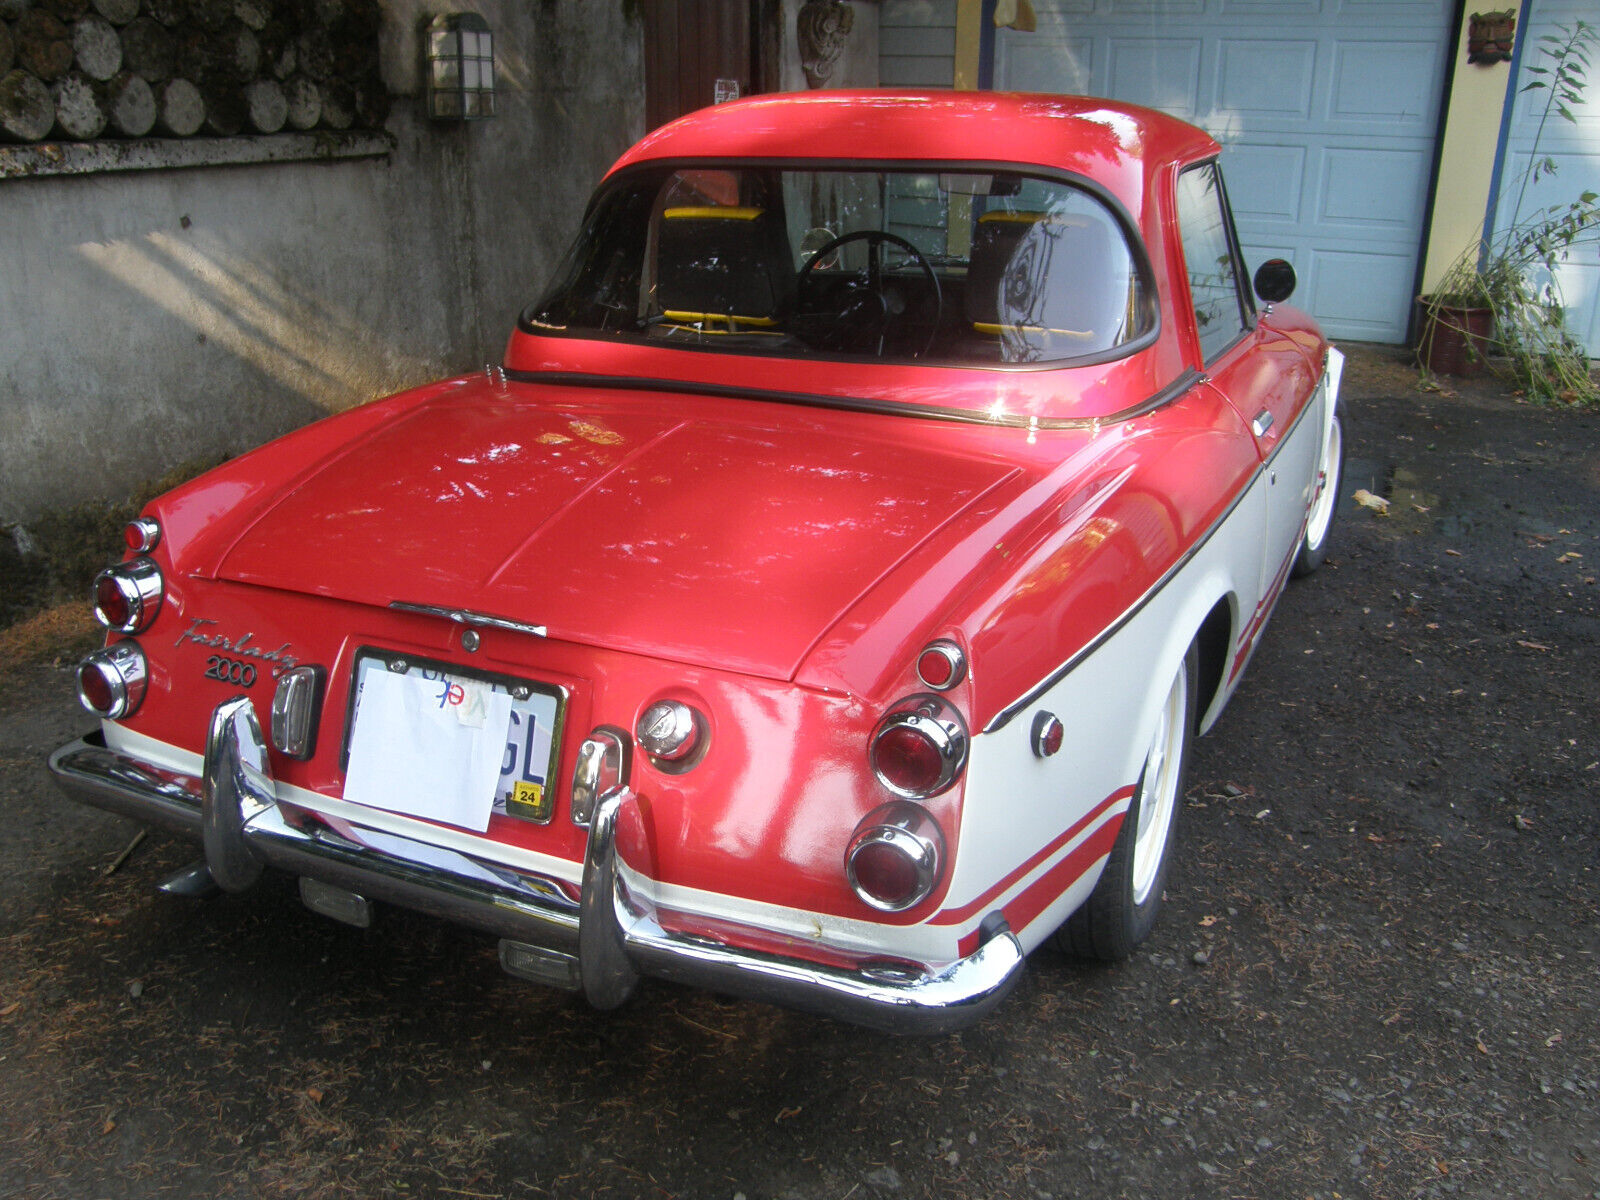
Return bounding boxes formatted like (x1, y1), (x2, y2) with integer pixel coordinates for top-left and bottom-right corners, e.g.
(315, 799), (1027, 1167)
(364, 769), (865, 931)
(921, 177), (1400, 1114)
(0, 1), (643, 525)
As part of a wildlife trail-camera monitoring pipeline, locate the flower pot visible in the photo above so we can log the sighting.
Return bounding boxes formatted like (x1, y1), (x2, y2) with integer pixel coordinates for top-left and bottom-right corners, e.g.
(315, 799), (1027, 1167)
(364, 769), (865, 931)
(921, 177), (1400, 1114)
(1417, 299), (1494, 377)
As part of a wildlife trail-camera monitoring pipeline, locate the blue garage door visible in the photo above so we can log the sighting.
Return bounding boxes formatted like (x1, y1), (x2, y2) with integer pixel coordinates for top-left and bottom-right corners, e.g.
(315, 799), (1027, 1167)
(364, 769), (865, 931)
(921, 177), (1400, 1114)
(993, 0), (1454, 344)
(1492, 2), (1600, 356)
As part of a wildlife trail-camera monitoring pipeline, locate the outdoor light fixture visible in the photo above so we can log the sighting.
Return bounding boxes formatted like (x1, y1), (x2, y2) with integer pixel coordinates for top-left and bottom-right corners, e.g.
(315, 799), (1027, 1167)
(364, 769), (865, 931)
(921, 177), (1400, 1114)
(426, 12), (495, 120)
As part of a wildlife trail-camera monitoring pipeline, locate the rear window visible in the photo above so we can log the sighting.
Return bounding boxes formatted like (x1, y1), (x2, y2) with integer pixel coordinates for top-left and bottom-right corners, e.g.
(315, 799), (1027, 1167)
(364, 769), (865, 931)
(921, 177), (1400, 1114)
(525, 165), (1154, 366)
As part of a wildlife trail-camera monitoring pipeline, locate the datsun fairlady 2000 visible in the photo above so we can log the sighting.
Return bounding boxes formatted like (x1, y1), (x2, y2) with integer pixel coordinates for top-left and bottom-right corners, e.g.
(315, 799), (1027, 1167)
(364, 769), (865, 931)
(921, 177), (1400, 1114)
(51, 92), (1345, 1033)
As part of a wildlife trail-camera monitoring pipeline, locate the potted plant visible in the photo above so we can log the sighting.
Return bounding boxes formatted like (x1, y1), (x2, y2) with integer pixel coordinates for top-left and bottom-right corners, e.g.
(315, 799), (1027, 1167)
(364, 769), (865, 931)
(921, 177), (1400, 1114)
(1418, 19), (1599, 403)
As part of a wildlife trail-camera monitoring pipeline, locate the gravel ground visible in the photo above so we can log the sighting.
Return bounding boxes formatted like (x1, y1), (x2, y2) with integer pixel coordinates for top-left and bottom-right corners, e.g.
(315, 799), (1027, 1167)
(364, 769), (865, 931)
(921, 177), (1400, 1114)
(0, 344), (1596, 1200)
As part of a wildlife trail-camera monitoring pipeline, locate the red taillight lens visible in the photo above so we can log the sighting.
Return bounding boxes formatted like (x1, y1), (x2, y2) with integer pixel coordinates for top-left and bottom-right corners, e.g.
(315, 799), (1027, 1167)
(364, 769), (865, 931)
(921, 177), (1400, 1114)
(915, 640), (966, 690)
(76, 641), (148, 719)
(124, 517), (161, 553)
(91, 557), (163, 634)
(850, 840), (922, 908)
(77, 658), (117, 714)
(874, 724), (945, 794)
(870, 695), (967, 798)
(93, 573), (132, 629)
(846, 802), (946, 913)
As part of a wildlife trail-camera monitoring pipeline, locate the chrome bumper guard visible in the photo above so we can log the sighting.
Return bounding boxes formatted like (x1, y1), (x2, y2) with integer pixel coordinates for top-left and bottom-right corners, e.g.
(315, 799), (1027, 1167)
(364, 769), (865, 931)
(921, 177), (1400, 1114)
(49, 697), (1024, 1034)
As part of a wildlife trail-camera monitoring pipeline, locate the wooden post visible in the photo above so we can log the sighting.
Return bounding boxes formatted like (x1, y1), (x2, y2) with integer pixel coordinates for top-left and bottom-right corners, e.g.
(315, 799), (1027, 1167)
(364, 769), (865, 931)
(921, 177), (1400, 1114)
(52, 70), (107, 137)
(16, 11), (75, 81)
(1, 67), (56, 140)
(73, 14), (125, 81)
(154, 75), (202, 134)
(100, 69), (155, 134)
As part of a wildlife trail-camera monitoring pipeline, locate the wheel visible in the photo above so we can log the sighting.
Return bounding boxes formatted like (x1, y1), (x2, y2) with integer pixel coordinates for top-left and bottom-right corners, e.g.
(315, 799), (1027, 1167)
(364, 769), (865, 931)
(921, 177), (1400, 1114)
(1292, 410), (1344, 578)
(1055, 644), (1197, 962)
(794, 229), (943, 357)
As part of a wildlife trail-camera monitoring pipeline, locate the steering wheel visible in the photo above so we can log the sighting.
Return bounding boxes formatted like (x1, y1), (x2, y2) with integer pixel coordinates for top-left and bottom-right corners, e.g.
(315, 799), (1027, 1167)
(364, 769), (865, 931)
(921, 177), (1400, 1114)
(795, 230), (943, 357)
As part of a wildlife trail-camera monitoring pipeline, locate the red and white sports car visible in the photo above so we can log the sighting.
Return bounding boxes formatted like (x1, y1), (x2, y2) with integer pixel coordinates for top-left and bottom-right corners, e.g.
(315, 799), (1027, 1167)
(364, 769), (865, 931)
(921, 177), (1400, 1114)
(51, 91), (1344, 1033)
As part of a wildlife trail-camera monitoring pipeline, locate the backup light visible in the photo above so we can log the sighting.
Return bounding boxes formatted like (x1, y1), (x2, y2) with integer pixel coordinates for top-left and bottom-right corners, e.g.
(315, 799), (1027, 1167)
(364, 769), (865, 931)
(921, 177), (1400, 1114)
(76, 641), (148, 719)
(846, 801), (946, 912)
(271, 666), (325, 760)
(92, 557), (163, 634)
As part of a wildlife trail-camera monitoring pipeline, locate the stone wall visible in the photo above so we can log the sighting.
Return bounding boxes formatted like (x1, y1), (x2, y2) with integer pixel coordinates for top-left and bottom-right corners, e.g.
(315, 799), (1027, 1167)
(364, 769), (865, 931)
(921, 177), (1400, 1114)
(0, 0), (643, 524)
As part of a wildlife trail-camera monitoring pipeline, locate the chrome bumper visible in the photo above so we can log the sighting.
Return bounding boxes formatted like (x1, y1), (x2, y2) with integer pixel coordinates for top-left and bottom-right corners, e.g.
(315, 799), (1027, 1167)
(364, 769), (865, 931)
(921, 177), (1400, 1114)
(48, 698), (1024, 1034)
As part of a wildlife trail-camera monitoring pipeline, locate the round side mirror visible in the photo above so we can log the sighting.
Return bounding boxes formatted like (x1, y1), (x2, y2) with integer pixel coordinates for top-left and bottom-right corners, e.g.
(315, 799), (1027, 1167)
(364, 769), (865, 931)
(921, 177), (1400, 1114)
(1253, 258), (1296, 304)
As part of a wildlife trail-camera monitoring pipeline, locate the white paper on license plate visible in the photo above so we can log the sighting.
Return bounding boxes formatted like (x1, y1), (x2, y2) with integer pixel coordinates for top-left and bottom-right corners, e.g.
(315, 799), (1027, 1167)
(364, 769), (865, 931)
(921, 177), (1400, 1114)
(343, 667), (514, 832)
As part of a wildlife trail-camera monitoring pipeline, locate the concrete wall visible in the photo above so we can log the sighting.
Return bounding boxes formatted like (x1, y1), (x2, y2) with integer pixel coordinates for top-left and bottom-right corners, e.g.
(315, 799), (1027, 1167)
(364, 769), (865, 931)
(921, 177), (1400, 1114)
(0, 0), (643, 526)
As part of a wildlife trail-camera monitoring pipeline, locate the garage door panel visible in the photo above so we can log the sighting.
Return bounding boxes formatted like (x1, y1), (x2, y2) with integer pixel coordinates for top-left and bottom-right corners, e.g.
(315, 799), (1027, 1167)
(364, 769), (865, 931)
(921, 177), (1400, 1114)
(1308, 249), (1417, 337)
(1215, 40), (1317, 119)
(1222, 144), (1306, 222)
(1320, 147), (1431, 229)
(994, 0), (1451, 343)
(1105, 39), (1202, 117)
(1330, 42), (1442, 126)
(1002, 38), (1093, 93)
(1221, 0), (1322, 12)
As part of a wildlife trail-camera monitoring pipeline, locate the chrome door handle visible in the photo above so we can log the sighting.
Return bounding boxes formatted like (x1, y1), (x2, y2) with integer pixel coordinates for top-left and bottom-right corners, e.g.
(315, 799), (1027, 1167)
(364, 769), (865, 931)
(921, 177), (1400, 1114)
(1251, 409), (1274, 437)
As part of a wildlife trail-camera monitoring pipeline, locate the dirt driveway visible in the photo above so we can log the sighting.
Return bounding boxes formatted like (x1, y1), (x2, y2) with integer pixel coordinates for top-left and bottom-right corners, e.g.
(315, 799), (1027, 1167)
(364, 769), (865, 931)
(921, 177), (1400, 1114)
(2, 346), (1597, 1200)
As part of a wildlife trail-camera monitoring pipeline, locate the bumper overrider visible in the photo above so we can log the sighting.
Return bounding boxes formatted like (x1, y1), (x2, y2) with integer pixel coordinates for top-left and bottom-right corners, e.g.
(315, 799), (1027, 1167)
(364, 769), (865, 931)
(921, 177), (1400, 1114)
(49, 697), (1023, 1034)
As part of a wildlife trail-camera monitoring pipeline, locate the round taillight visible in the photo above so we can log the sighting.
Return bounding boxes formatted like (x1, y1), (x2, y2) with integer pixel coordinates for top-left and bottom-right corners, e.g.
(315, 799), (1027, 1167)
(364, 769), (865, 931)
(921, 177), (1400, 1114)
(1032, 711), (1064, 758)
(77, 658), (117, 714)
(915, 640), (966, 691)
(76, 641), (148, 719)
(846, 802), (946, 912)
(124, 517), (161, 553)
(91, 557), (163, 634)
(870, 695), (967, 798)
(874, 723), (946, 794)
(93, 573), (132, 630)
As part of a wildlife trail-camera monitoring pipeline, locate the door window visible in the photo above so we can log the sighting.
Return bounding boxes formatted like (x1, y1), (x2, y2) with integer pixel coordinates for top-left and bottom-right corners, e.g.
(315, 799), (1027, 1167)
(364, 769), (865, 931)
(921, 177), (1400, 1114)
(1175, 163), (1250, 363)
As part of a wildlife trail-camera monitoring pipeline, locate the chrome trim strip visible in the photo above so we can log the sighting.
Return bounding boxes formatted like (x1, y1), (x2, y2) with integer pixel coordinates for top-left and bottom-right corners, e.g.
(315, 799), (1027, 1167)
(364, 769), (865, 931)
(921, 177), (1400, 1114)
(48, 711), (1025, 1034)
(502, 367), (1206, 432)
(388, 602), (548, 638)
(985, 358), (1326, 733)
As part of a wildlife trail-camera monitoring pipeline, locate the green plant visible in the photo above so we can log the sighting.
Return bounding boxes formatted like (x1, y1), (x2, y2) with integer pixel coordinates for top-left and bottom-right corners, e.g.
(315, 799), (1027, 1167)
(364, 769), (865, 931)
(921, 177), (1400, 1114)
(1420, 19), (1599, 404)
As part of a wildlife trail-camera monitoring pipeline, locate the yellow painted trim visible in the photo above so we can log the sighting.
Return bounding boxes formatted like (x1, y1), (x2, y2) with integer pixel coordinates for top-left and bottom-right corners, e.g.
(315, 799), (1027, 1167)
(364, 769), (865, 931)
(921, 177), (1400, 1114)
(973, 322), (1093, 339)
(662, 311), (780, 329)
(954, 0), (982, 91)
(978, 210), (1048, 224)
(663, 206), (765, 221)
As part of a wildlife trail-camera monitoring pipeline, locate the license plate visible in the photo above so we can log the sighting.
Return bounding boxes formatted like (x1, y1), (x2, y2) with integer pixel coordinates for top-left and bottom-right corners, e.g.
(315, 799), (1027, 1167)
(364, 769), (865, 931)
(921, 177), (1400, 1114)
(344, 654), (565, 830)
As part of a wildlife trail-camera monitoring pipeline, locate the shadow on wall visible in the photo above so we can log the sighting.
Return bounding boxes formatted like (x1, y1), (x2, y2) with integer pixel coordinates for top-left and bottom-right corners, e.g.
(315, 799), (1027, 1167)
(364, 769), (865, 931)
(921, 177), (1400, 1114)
(75, 225), (437, 410)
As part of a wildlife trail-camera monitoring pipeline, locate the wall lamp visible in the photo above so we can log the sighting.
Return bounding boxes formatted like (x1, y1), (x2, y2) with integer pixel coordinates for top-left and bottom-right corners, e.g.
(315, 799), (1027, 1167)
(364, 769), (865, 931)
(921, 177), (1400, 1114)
(426, 12), (496, 120)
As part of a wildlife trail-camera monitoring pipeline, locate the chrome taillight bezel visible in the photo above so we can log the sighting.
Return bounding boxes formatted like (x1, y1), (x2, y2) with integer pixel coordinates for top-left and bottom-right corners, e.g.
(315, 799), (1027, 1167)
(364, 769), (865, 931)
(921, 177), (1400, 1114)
(915, 639), (967, 690)
(92, 556), (164, 634)
(845, 801), (946, 913)
(869, 694), (968, 798)
(123, 516), (161, 554)
(76, 640), (149, 719)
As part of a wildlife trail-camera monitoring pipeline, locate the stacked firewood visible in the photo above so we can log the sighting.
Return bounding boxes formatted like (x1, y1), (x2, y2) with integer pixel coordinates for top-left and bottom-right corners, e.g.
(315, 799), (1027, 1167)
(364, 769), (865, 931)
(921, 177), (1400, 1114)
(0, 0), (386, 143)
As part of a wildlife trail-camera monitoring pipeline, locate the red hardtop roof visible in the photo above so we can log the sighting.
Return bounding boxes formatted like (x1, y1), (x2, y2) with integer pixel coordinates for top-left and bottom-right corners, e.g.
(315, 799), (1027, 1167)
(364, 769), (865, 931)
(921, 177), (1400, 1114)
(607, 90), (1219, 216)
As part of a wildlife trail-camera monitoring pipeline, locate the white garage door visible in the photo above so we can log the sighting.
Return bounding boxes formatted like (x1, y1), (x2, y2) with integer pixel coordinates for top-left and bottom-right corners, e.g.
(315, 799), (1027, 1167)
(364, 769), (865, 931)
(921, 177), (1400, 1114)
(994, 1), (1454, 343)
(1493, 2), (1600, 356)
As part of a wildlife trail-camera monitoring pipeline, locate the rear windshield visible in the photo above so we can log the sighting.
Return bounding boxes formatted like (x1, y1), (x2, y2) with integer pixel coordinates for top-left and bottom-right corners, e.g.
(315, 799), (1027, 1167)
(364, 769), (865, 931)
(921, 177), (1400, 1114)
(524, 165), (1154, 366)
